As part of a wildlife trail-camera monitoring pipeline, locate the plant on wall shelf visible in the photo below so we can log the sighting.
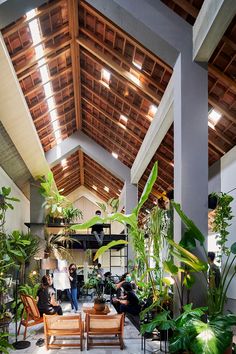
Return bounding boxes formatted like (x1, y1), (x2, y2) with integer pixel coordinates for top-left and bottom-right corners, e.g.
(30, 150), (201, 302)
(62, 206), (83, 224)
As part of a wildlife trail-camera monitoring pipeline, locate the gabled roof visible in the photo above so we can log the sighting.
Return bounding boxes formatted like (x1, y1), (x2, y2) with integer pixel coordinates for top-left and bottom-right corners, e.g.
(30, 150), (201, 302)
(1, 0), (236, 210)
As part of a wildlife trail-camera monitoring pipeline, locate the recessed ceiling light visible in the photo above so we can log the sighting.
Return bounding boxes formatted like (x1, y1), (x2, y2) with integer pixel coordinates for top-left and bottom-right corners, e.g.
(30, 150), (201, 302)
(208, 109), (222, 125)
(120, 114), (128, 123)
(104, 186), (109, 193)
(148, 104), (158, 118)
(92, 185), (97, 191)
(112, 152), (118, 159)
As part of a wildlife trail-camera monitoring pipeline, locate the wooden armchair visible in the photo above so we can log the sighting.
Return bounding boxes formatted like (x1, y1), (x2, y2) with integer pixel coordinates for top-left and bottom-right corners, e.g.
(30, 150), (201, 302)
(86, 313), (124, 350)
(18, 294), (44, 339)
(43, 314), (83, 350)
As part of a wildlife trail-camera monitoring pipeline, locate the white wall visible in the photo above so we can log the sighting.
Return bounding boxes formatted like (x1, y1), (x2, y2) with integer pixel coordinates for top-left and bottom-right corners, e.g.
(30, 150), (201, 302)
(221, 145), (236, 299)
(0, 167), (29, 233)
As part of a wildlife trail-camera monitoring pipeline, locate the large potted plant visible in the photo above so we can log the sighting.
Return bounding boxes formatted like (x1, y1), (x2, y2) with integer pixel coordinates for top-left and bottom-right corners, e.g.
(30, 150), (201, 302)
(83, 272), (106, 312)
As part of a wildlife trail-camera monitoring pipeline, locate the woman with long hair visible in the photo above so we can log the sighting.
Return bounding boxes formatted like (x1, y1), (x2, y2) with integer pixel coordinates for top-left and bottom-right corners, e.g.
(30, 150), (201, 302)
(37, 275), (63, 316)
(68, 264), (78, 312)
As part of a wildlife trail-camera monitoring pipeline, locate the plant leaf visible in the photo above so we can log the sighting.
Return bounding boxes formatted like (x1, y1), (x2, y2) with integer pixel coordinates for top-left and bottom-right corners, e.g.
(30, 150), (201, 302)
(93, 240), (128, 261)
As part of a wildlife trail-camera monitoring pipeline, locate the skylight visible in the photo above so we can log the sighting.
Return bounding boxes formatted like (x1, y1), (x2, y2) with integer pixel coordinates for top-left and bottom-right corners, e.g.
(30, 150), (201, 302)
(208, 109), (222, 126)
(61, 158), (67, 168)
(148, 104), (158, 118)
(104, 186), (109, 193)
(92, 185), (97, 191)
(101, 69), (110, 83)
(132, 60), (142, 70)
(26, 9), (60, 144)
(112, 152), (118, 159)
(120, 114), (128, 123)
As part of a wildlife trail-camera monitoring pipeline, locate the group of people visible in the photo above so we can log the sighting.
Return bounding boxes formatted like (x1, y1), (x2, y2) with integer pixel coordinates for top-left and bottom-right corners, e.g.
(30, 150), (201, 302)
(36, 263), (78, 316)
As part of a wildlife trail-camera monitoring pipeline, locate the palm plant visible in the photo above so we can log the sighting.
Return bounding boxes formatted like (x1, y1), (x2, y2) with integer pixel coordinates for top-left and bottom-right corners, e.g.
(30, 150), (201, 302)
(44, 229), (79, 260)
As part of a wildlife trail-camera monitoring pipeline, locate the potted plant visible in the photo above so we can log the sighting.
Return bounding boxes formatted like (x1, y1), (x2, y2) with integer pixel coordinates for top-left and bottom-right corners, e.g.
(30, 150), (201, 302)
(62, 206), (83, 224)
(83, 272), (106, 312)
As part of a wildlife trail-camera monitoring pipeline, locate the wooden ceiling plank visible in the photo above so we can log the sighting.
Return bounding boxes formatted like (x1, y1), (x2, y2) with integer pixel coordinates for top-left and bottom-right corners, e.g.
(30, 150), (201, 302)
(2, 0), (65, 38)
(68, 0), (82, 129)
(80, 0), (172, 73)
(80, 27), (166, 93)
(33, 96), (74, 123)
(78, 37), (160, 103)
(55, 167), (80, 182)
(209, 64), (236, 94)
(223, 35), (236, 51)
(84, 160), (123, 189)
(82, 96), (143, 144)
(208, 96), (236, 124)
(171, 0), (198, 18)
(29, 81), (73, 111)
(11, 23), (69, 62)
(208, 125), (233, 147)
(208, 140), (226, 155)
(81, 49), (156, 107)
(24, 66), (72, 97)
(84, 168), (120, 195)
(37, 107), (75, 134)
(83, 116), (136, 161)
(82, 82), (146, 134)
(19, 48), (71, 81)
(79, 150), (84, 185)
(16, 38), (72, 76)
(81, 67), (151, 122)
(83, 109), (137, 154)
(58, 177), (80, 192)
(84, 182), (108, 201)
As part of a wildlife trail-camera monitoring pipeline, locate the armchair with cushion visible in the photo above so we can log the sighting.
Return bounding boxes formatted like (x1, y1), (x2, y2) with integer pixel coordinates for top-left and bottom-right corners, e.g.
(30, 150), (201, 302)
(86, 313), (124, 350)
(43, 314), (83, 350)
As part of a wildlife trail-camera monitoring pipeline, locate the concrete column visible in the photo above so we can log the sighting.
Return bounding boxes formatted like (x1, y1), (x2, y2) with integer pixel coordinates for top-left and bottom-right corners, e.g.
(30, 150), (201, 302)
(30, 180), (45, 259)
(124, 181), (138, 267)
(174, 54), (208, 308)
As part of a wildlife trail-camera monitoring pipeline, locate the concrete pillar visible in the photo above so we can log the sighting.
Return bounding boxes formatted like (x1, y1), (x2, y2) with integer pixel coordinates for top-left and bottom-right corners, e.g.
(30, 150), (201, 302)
(30, 180), (45, 259)
(124, 181), (138, 267)
(174, 54), (208, 308)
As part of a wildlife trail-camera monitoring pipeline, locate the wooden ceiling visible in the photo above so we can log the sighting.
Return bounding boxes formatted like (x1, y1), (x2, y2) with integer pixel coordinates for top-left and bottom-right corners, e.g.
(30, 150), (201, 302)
(1, 0), (236, 211)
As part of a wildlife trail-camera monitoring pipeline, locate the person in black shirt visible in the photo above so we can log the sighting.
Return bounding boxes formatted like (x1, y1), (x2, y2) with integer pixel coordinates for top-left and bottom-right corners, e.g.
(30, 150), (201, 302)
(68, 263), (78, 312)
(113, 282), (141, 316)
(91, 210), (104, 246)
(208, 252), (221, 288)
(37, 275), (63, 316)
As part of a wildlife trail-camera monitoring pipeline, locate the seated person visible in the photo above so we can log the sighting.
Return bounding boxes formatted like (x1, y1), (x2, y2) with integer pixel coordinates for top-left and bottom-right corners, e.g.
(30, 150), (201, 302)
(115, 273), (137, 297)
(91, 210), (104, 246)
(37, 275), (63, 316)
(113, 282), (141, 316)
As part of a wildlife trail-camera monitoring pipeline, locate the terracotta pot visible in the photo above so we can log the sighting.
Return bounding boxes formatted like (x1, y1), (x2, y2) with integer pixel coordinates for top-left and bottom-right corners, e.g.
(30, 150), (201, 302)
(94, 302), (106, 312)
(224, 345), (232, 354)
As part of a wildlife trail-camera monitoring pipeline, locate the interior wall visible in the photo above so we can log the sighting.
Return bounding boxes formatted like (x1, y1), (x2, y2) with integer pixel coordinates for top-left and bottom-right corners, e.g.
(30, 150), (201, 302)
(221, 145), (236, 301)
(74, 196), (124, 234)
(0, 166), (29, 233)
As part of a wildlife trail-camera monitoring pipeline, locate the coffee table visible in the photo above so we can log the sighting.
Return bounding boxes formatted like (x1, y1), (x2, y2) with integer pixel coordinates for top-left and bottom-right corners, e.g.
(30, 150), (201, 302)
(82, 302), (110, 315)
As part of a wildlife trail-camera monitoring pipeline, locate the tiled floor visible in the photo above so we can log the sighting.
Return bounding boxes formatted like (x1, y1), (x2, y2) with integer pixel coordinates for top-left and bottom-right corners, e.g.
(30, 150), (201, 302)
(8, 300), (161, 353)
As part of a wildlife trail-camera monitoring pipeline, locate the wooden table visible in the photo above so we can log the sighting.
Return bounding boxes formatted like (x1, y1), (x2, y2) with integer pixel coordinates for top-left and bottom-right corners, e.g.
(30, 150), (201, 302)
(82, 303), (110, 315)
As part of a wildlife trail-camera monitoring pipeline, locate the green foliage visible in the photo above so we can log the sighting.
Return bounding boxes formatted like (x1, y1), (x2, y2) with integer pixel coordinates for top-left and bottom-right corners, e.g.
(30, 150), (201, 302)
(63, 206), (83, 223)
(93, 240), (128, 261)
(38, 172), (72, 219)
(0, 187), (20, 228)
(0, 332), (13, 354)
(19, 283), (40, 299)
(97, 197), (120, 215)
(44, 230), (79, 260)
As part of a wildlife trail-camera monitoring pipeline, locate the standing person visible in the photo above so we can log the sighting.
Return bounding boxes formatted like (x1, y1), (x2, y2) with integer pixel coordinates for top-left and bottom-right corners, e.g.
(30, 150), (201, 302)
(91, 210), (104, 246)
(97, 263), (104, 279)
(68, 263), (78, 312)
(37, 275), (63, 316)
(208, 252), (221, 288)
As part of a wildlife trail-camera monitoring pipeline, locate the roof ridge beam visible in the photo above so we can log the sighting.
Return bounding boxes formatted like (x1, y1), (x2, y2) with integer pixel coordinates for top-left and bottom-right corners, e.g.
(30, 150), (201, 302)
(45, 130), (131, 182)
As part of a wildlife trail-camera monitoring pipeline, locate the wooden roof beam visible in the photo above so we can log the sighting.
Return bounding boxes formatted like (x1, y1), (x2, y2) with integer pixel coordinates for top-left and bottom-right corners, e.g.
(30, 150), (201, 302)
(16, 38), (72, 76)
(81, 68), (152, 123)
(68, 0), (82, 129)
(33, 96), (74, 123)
(24, 66), (72, 97)
(37, 107), (75, 134)
(19, 48), (71, 81)
(82, 96), (142, 144)
(85, 169), (120, 195)
(208, 96), (236, 124)
(83, 109), (138, 156)
(208, 64), (236, 94)
(2, 0), (65, 37)
(172, 0), (198, 18)
(78, 37), (160, 103)
(80, 27), (166, 94)
(82, 82), (147, 134)
(83, 162), (123, 189)
(78, 150), (84, 185)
